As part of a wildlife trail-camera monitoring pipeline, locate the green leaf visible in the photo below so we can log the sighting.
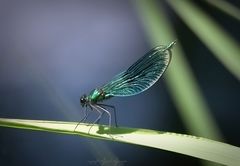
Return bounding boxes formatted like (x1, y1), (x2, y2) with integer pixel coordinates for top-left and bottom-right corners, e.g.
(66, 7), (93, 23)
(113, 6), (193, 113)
(0, 118), (239, 165)
(133, 0), (222, 140)
(204, 0), (240, 21)
(167, 0), (240, 80)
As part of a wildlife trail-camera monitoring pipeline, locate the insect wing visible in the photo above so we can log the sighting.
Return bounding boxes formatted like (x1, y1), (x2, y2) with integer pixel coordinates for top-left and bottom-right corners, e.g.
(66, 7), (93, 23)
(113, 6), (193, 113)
(101, 44), (173, 97)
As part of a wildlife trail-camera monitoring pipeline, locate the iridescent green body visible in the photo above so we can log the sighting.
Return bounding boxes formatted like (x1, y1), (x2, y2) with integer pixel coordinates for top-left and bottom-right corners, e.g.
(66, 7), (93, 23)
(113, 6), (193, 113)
(88, 89), (112, 103)
(78, 41), (176, 129)
(83, 40), (176, 105)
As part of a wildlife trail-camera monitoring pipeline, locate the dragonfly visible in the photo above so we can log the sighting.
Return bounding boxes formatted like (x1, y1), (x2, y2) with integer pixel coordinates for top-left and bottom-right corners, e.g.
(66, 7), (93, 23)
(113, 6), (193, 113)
(75, 40), (176, 131)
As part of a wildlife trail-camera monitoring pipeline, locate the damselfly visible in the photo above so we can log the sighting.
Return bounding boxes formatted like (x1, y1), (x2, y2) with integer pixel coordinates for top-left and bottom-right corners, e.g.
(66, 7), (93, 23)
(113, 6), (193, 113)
(75, 41), (176, 131)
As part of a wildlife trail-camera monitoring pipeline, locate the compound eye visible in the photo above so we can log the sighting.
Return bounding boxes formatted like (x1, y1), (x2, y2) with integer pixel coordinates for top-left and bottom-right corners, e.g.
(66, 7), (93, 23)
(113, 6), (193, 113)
(80, 96), (87, 104)
(80, 98), (84, 103)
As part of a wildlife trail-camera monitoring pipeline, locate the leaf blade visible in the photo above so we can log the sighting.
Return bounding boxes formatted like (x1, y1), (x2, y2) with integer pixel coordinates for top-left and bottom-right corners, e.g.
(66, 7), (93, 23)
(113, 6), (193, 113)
(0, 118), (239, 166)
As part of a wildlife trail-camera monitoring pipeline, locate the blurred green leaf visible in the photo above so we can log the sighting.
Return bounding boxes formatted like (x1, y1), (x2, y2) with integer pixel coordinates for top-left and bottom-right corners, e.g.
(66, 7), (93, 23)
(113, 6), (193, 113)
(205, 0), (240, 21)
(167, 0), (240, 80)
(133, 0), (222, 140)
(0, 118), (239, 165)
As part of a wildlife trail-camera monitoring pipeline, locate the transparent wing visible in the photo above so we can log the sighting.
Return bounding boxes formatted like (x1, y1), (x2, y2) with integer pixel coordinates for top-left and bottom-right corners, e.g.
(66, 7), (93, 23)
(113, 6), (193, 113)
(102, 42), (175, 97)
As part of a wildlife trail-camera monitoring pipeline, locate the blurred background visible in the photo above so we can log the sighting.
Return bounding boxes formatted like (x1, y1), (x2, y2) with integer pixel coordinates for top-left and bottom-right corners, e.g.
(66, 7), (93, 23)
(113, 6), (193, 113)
(0, 0), (239, 165)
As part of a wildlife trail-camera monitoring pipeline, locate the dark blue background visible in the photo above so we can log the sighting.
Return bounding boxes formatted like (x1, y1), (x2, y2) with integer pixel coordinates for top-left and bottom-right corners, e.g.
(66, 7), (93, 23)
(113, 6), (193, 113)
(0, 1), (239, 165)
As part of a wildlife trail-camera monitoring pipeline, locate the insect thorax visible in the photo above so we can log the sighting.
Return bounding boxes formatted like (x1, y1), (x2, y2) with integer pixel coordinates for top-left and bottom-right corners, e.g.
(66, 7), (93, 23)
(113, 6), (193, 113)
(88, 88), (111, 103)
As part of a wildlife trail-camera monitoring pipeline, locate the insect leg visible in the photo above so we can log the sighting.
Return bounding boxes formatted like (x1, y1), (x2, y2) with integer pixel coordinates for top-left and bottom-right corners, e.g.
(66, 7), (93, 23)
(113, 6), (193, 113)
(92, 105), (115, 139)
(95, 112), (105, 124)
(74, 107), (90, 132)
(95, 105), (112, 128)
(81, 106), (89, 122)
(91, 105), (104, 125)
(97, 104), (118, 127)
(88, 104), (103, 133)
